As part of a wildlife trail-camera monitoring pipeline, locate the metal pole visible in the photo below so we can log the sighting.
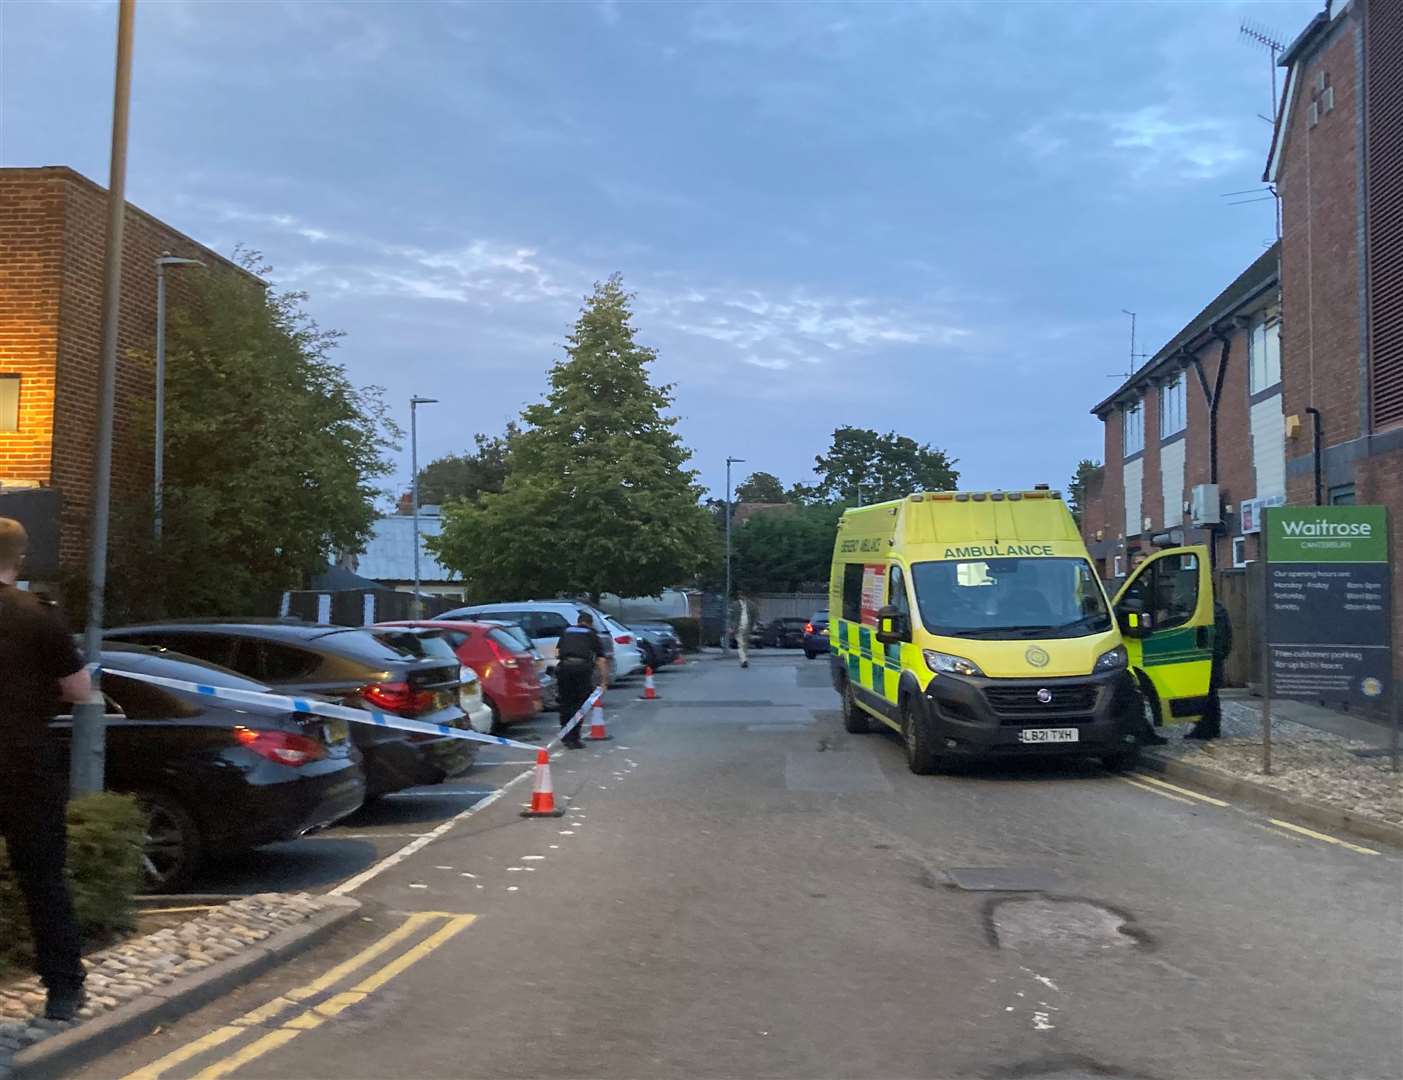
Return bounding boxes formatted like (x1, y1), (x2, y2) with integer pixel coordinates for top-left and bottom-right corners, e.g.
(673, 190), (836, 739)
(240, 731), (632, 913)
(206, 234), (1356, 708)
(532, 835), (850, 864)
(73, 0), (136, 797)
(1261, 516), (1272, 776)
(724, 458), (732, 654)
(410, 396), (436, 619)
(1391, 680), (1400, 775)
(154, 261), (165, 540)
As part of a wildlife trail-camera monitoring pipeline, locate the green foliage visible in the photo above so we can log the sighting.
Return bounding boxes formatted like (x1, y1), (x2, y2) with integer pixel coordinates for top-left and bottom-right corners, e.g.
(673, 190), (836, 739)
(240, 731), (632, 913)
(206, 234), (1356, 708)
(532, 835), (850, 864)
(663, 616), (701, 651)
(430, 276), (714, 603)
(1067, 459), (1102, 526)
(0, 793), (145, 976)
(732, 503), (844, 593)
(103, 250), (398, 622)
(807, 426), (959, 504)
(417, 424), (518, 505)
(734, 471), (787, 504)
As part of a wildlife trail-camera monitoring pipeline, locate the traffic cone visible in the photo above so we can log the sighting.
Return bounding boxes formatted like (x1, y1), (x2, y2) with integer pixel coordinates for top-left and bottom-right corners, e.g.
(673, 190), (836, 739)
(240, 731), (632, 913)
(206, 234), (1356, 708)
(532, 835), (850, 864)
(672, 653), (686, 666)
(585, 700), (612, 741)
(639, 666), (659, 701)
(520, 748), (565, 817)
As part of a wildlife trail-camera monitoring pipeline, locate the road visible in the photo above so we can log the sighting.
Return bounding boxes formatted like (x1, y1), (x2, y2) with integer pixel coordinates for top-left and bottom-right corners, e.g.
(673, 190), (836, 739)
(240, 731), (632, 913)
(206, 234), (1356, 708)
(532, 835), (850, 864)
(88, 654), (1402, 1080)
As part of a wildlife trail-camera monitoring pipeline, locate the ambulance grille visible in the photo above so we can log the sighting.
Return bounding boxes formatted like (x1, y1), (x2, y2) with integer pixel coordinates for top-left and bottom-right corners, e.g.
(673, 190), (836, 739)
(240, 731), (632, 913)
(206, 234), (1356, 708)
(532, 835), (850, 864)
(984, 684), (1099, 717)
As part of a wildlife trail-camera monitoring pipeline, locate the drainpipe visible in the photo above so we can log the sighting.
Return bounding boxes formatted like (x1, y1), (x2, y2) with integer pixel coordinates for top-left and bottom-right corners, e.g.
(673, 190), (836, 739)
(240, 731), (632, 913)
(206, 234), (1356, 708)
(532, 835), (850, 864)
(1191, 329), (1234, 572)
(1305, 406), (1324, 505)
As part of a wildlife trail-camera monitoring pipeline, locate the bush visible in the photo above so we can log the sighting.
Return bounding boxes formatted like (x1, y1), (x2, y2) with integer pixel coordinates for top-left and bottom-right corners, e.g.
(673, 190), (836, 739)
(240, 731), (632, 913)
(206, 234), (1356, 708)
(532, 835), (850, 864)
(665, 617), (701, 652)
(0, 792), (146, 976)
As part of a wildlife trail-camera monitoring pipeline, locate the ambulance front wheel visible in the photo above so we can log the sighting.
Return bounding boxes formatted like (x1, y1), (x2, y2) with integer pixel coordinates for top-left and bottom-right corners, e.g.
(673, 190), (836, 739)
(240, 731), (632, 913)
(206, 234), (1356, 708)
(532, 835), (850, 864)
(841, 680), (873, 734)
(902, 697), (944, 775)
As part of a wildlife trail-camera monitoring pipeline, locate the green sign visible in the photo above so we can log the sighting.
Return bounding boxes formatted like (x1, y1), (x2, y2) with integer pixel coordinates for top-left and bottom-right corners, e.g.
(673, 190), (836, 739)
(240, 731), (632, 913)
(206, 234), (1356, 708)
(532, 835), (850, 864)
(1265, 505), (1389, 564)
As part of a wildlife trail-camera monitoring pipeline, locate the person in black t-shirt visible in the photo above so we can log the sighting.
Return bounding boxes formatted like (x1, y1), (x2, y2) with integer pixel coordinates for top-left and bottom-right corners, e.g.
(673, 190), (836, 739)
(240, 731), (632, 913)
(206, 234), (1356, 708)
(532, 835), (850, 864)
(0, 518), (90, 1021)
(555, 612), (608, 749)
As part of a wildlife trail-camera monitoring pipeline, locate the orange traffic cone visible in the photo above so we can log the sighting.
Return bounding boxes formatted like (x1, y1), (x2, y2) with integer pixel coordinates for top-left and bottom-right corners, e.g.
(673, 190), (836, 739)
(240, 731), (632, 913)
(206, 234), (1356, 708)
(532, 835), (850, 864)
(585, 700), (612, 741)
(639, 666), (659, 700)
(672, 652), (686, 666)
(520, 748), (565, 817)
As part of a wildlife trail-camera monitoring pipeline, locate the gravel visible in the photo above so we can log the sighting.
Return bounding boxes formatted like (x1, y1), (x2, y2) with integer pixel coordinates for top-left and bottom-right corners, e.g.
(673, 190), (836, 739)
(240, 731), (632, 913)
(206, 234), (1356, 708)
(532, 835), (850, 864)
(0, 892), (333, 1078)
(1153, 700), (1403, 826)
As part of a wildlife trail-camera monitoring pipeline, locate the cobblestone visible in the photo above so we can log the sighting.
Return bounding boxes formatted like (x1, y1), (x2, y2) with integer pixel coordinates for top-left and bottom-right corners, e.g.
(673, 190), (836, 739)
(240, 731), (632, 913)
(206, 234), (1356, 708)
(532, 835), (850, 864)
(0, 892), (336, 1078)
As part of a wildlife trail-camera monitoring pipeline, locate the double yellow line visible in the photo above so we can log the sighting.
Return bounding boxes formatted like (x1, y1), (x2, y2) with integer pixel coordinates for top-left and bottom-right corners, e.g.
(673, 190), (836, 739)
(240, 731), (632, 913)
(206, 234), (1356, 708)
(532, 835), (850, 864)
(123, 912), (475, 1080)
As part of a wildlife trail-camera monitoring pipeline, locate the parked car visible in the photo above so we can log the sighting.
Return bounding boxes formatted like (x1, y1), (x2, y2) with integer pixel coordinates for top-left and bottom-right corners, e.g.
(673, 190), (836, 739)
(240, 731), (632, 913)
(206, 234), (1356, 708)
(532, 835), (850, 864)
(104, 620), (481, 798)
(479, 619), (556, 710)
(727, 625), (764, 649)
(436, 601), (617, 677)
(802, 610), (830, 659)
(628, 623), (680, 669)
(766, 616), (810, 649)
(379, 620), (542, 732)
(602, 615), (645, 679)
(64, 645), (365, 891)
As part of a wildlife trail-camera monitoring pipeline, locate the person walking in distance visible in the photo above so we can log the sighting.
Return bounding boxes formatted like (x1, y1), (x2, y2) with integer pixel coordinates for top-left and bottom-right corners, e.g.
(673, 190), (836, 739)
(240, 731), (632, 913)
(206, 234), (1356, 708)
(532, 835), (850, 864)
(736, 595), (752, 670)
(0, 518), (90, 1020)
(1187, 600), (1232, 741)
(555, 612), (608, 748)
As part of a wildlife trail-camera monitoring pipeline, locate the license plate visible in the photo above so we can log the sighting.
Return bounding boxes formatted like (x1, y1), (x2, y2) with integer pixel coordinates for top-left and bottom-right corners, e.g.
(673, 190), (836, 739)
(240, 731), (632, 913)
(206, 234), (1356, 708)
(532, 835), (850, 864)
(1018, 727), (1079, 744)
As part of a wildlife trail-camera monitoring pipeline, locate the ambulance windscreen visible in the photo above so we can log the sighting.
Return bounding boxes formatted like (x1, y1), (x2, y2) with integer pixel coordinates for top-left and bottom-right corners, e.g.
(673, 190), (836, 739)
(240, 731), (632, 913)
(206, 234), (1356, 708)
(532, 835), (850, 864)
(910, 557), (1111, 639)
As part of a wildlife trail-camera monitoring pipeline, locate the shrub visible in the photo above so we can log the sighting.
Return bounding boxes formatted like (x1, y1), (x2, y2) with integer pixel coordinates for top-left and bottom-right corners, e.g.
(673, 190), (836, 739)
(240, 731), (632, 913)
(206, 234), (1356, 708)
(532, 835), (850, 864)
(0, 792), (146, 976)
(665, 616), (701, 652)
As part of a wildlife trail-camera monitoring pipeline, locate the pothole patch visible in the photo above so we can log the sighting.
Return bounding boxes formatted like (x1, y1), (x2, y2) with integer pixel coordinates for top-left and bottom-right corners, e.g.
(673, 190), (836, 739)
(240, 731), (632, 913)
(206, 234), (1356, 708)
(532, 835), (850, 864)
(986, 896), (1151, 953)
(947, 866), (1060, 892)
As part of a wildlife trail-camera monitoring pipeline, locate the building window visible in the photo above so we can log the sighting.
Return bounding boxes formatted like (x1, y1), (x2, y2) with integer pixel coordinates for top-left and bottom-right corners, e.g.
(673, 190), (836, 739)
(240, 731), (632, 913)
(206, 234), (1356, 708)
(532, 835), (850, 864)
(0, 375), (18, 432)
(1231, 536), (1249, 568)
(1122, 400), (1144, 456)
(1112, 554), (1125, 579)
(1159, 374), (1186, 437)
(1249, 315), (1282, 394)
(1329, 483), (1356, 506)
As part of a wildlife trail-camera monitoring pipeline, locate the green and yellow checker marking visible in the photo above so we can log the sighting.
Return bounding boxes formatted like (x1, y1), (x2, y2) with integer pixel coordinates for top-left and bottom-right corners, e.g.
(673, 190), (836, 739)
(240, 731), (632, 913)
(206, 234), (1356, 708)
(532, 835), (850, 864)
(833, 619), (923, 709)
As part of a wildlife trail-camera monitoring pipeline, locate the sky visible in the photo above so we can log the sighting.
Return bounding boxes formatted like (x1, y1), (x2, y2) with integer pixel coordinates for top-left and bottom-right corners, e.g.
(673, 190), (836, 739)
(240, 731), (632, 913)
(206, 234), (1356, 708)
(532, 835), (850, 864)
(1, 0), (1321, 503)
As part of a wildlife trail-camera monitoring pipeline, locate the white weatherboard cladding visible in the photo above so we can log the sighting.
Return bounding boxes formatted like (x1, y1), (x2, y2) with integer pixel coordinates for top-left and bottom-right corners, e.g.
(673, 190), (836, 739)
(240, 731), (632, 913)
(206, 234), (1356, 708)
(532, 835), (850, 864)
(1161, 440), (1186, 528)
(1124, 457), (1143, 537)
(1250, 393), (1286, 500)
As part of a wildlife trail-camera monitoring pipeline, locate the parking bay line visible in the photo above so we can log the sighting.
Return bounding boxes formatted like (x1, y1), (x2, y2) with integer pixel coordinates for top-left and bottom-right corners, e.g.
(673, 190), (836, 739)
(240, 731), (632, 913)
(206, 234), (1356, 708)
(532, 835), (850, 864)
(120, 912), (461, 1080)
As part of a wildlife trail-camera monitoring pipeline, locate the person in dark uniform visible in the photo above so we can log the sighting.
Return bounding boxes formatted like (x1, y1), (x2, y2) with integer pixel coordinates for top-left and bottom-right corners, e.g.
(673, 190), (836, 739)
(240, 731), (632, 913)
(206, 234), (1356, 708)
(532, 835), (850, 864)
(1187, 600), (1232, 741)
(555, 612), (608, 749)
(0, 518), (90, 1020)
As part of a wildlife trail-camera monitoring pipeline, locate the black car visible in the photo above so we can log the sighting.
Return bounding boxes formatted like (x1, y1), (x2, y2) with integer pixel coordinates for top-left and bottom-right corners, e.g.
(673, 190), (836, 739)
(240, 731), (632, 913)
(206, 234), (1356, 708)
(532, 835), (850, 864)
(61, 646), (365, 891)
(628, 624), (680, 668)
(766, 617), (810, 649)
(104, 620), (477, 798)
(802, 610), (830, 659)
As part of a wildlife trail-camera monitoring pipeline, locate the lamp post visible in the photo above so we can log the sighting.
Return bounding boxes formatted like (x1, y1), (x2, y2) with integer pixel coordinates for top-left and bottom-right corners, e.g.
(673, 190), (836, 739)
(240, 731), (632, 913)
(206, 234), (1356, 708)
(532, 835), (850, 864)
(410, 396), (437, 617)
(723, 456), (745, 652)
(73, 0), (136, 796)
(153, 254), (205, 540)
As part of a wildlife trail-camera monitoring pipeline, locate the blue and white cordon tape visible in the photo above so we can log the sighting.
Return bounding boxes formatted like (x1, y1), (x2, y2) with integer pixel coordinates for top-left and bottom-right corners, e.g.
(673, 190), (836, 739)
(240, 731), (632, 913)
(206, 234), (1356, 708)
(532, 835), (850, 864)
(100, 668), (603, 754)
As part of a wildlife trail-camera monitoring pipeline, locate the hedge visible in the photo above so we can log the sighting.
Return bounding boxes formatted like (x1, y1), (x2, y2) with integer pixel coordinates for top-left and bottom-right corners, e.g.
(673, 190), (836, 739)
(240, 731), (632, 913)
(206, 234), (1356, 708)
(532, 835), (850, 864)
(664, 616), (702, 651)
(0, 792), (146, 977)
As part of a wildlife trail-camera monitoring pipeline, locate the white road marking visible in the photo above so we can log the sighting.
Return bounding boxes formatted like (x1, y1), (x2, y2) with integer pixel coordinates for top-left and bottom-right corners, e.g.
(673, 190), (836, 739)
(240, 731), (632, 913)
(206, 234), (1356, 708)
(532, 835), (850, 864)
(507, 886), (519, 892)
(522, 855), (544, 861)
(507, 867), (523, 872)
(434, 866), (453, 870)
(1032, 1012), (1054, 1031)
(559, 830), (574, 835)
(459, 872), (477, 878)
(549, 844), (559, 849)
(408, 884), (427, 890)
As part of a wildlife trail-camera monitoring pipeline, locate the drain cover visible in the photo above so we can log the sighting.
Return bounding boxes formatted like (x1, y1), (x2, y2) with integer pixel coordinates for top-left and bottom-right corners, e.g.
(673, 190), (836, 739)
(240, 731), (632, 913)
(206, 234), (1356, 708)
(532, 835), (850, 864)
(946, 867), (1060, 892)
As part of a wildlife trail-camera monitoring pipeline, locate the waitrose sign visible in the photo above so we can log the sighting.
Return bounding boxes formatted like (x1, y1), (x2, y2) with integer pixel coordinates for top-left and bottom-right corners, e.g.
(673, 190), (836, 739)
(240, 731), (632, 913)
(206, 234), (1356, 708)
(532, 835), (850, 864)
(1268, 506), (1389, 564)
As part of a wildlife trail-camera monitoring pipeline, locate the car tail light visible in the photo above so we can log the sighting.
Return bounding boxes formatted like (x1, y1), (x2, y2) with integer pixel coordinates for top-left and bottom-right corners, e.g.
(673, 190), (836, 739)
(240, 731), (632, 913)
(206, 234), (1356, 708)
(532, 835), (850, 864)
(485, 640), (521, 670)
(615, 634), (632, 645)
(360, 680), (436, 717)
(235, 727), (327, 766)
(804, 622), (815, 634)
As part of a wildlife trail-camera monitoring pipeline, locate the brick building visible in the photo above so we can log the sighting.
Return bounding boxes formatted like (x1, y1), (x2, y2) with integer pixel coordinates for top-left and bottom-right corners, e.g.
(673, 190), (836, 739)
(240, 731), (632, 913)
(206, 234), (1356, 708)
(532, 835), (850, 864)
(0, 166), (253, 577)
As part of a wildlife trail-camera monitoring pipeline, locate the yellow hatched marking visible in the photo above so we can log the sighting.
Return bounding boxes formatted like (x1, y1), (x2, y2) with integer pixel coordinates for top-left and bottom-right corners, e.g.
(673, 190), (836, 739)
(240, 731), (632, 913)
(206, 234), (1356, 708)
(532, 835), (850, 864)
(1118, 776), (1195, 806)
(1134, 774), (1230, 807)
(1268, 819), (1379, 856)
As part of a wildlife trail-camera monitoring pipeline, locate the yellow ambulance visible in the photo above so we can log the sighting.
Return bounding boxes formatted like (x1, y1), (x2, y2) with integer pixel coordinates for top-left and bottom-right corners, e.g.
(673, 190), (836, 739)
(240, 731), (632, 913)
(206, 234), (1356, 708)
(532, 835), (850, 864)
(828, 489), (1214, 773)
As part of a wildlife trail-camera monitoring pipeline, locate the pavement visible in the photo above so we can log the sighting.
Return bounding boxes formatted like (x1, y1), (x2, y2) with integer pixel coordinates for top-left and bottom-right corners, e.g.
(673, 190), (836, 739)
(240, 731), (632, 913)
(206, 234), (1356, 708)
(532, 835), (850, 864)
(72, 654), (1402, 1080)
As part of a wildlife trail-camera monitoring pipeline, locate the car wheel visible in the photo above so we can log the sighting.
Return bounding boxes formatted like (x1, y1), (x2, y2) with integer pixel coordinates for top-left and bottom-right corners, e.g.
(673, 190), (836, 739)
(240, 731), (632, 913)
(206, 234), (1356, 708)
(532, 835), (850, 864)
(136, 790), (202, 893)
(841, 680), (872, 734)
(1134, 673), (1163, 729)
(901, 697), (943, 775)
(1102, 747), (1141, 772)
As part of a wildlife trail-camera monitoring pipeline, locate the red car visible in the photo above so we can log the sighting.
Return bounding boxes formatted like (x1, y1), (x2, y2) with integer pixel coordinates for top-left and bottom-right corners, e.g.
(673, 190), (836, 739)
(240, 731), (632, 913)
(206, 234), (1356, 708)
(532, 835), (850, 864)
(377, 620), (542, 731)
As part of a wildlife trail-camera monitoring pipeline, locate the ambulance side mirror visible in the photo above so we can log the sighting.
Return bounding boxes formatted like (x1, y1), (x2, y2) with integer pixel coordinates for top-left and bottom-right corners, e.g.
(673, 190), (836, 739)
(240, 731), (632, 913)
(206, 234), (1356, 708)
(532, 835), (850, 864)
(1116, 598), (1149, 639)
(875, 606), (909, 645)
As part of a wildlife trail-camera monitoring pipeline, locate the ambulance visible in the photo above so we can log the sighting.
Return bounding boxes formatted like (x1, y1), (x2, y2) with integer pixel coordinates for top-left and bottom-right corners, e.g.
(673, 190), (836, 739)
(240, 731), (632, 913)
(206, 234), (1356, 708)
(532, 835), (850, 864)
(828, 488), (1214, 773)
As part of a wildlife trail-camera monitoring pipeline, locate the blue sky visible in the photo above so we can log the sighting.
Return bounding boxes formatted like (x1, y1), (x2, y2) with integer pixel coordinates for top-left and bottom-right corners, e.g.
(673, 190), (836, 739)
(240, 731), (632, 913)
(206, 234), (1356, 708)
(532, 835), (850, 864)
(2, 0), (1319, 502)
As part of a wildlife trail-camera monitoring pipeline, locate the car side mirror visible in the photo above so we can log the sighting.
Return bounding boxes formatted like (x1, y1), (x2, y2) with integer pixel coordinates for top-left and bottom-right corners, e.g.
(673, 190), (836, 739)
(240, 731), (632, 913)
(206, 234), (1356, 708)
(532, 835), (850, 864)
(1116, 598), (1150, 638)
(875, 605), (909, 645)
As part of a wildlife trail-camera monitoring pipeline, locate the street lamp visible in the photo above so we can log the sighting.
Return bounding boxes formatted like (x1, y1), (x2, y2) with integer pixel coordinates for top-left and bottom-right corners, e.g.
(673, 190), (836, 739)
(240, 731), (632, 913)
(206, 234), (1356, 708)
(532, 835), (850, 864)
(724, 456), (745, 653)
(153, 254), (205, 540)
(410, 396), (437, 617)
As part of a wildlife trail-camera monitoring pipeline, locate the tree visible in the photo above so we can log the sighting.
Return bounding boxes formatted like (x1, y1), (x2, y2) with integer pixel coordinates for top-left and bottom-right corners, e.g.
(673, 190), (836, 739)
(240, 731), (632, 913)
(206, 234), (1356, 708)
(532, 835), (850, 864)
(416, 423), (518, 505)
(732, 502), (844, 593)
(810, 426), (959, 503)
(1067, 459), (1102, 526)
(734, 471), (787, 504)
(99, 250), (397, 621)
(430, 275), (714, 603)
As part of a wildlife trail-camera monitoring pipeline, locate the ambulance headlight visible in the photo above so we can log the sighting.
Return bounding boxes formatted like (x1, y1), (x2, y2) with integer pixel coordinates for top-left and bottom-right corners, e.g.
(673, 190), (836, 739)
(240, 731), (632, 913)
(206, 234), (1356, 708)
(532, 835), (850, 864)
(1093, 646), (1128, 673)
(923, 650), (984, 677)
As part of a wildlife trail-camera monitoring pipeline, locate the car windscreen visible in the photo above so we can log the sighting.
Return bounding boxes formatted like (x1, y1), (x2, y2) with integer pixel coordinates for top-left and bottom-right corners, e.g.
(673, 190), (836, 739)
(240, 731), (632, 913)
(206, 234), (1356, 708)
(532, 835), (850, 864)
(910, 557), (1111, 639)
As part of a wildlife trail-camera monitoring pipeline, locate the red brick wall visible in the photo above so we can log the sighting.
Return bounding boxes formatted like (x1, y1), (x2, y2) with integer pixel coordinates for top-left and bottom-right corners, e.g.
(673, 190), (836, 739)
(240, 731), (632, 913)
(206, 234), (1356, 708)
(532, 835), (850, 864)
(1278, 19), (1365, 489)
(0, 172), (65, 485)
(1193, 325), (1264, 567)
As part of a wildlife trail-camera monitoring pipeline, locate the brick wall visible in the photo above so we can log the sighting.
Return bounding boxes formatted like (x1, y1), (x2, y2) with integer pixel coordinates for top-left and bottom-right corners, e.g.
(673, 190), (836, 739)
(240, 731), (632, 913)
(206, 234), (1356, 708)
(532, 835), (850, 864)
(0, 172), (65, 485)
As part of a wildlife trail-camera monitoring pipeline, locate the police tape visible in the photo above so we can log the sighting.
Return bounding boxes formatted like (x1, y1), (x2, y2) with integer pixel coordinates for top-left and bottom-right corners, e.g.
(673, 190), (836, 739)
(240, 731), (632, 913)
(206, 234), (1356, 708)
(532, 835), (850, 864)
(98, 667), (602, 754)
(546, 687), (603, 749)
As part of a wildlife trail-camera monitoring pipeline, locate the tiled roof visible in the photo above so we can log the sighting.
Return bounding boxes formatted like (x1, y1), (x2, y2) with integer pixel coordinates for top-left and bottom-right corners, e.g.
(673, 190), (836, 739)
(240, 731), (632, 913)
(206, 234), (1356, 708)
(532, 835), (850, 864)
(353, 513), (458, 584)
